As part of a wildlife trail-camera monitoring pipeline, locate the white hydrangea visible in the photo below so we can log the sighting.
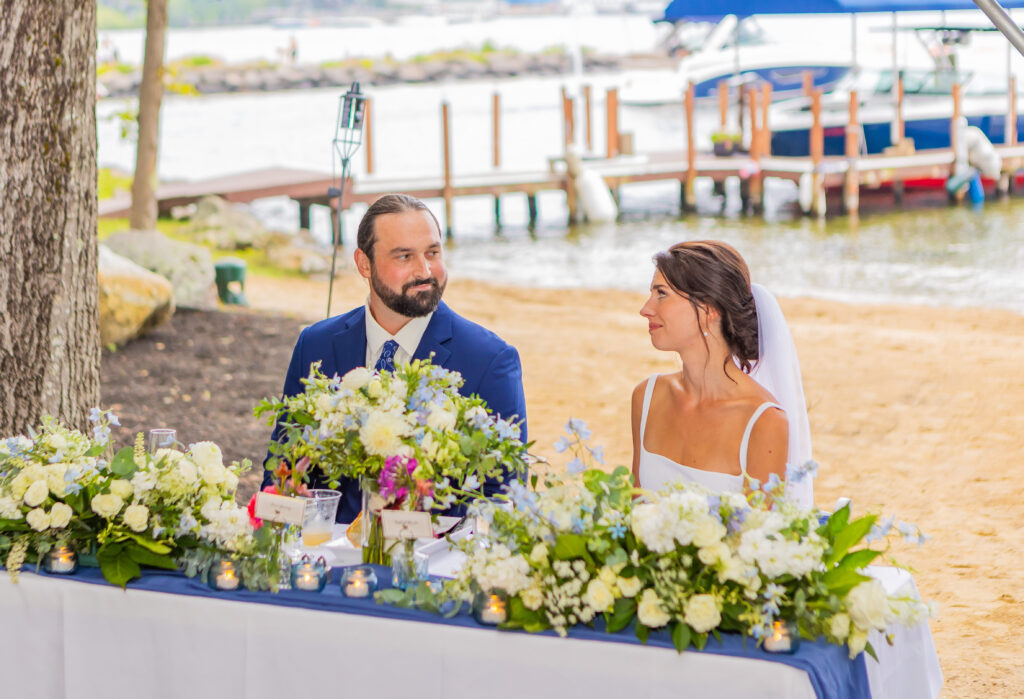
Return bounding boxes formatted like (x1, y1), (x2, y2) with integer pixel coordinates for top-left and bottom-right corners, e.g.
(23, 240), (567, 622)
(0, 495), (23, 520)
(131, 469), (158, 498)
(464, 544), (532, 596)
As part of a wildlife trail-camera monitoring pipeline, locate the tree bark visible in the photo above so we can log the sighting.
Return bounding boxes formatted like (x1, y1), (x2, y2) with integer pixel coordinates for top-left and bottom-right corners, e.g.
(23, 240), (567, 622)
(129, 0), (168, 231)
(0, 0), (100, 435)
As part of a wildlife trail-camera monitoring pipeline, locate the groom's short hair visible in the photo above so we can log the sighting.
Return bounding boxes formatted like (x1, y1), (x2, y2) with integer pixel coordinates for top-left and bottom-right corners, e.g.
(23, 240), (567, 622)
(357, 194), (442, 262)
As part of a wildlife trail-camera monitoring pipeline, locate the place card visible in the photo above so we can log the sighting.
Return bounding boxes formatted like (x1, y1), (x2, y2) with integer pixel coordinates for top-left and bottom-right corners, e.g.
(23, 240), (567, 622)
(254, 492), (305, 525)
(381, 510), (433, 539)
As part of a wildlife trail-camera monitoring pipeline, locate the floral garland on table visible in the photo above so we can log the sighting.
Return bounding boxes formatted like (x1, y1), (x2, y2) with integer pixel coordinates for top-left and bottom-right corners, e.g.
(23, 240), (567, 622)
(408, 420), (933, 660)
(255, 358), (531, 561)
(0, 410), (281, 589)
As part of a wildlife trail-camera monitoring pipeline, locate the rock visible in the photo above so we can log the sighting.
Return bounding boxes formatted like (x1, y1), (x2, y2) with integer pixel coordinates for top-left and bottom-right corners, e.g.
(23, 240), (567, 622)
(183, 195), (272, 250)
(104, 230), (218, 310)
(98, 245), (175, 346)
(266, 229), (337, 276)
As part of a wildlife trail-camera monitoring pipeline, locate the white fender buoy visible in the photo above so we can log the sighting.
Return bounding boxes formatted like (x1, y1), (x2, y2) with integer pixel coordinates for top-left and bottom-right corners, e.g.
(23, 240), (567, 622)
(964, 125), (1001, 178)
(798, 172), (813, 214)
(565, 146), (618, 223)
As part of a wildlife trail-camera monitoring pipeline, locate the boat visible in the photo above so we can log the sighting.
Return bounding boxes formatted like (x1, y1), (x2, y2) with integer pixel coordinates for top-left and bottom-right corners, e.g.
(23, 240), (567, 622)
(620, 14), (858, 107)
(768, 66), (1019, 157)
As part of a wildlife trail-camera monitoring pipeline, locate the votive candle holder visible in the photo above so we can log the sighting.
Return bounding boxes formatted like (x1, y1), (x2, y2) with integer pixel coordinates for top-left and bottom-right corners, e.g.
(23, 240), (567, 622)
(472, 589), (508, 626)
(44, 545), (78, 575)
(290, 555), (328, 592)
(339, 566), (378, 598)
(209, 559), (241, 591)
(763, 620), (801, 654)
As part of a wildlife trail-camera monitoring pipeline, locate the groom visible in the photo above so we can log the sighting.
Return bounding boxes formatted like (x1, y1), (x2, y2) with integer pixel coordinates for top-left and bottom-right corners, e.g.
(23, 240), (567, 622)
(264, 193), (528, 523)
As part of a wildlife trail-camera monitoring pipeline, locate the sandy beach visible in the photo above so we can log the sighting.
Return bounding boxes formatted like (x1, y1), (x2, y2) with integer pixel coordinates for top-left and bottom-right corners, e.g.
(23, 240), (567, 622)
(244, 270), (1024, 698)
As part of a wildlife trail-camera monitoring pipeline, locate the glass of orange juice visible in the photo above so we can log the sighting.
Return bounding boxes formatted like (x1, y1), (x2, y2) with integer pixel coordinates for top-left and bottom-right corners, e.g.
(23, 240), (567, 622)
(301, 489), (341, 547)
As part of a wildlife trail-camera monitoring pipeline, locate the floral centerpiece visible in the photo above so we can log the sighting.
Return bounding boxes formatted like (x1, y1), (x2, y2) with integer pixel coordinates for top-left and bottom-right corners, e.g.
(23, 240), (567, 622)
(404, 420), (932, 660)
(0, 410), (281, 589)
(256, 358), (531, 564)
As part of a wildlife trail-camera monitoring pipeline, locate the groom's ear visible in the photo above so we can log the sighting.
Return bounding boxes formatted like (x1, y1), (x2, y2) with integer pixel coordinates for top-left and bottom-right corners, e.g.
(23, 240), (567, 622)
(354, 248), (372, 280)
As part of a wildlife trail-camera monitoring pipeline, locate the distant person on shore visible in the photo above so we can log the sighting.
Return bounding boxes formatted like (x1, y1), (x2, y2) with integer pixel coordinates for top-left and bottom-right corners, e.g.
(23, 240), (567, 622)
(264, 193), (528, 522)
(631, 241), (814, 508)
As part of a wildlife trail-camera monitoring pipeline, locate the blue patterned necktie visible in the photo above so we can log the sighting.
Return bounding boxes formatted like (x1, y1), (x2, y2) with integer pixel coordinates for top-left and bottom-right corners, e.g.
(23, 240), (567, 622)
(375, 339), (399, 373)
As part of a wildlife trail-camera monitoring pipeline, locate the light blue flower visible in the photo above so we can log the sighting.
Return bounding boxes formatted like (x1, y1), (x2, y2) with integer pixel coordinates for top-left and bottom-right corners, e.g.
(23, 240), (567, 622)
(64, 483), (82, 495)
(108, 413), (120, 427)
(726, 506), (749, 534)
(93, 425), (110, 446)
(5, 438), (23, 456)
(463, 474), (481, 491)
(566, 457), (585, 474)
(88, 407), (102, 423)
(789, 459), (819, 483)
(571, 516), (586, 534)
(763, 473), (782, 493)
(495, 419), (520, 441)
(553, 437), (571, 453)
(589, 445), (605, 465)
(609, 522), (627, 540)
(48, 450), (65, 464)
(566, 418), (592, 441)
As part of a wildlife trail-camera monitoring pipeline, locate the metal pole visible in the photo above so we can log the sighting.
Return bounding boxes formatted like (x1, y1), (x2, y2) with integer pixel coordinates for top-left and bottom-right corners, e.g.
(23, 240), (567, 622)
(973, 0), (1024, 58)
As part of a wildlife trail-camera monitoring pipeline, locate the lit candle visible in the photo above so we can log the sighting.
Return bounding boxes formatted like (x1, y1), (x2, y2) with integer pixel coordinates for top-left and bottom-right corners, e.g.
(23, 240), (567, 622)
(213, 561), (240, 591)
(294, 564), (321, 591)
(763, 620), (799, 653)
(340, 566), (377, 598)
(478, 594), (507, 625)
(45, 546), (77, 574)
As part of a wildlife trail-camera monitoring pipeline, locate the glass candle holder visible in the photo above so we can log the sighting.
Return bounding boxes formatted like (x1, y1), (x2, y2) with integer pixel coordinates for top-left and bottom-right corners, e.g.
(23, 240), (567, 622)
(290, 555), (328, 592)
(209, 559), (241, 591)
(339, 566), (378, 598)
(44, 545), (78, 574)
(763, 620), (801, 654)
(472, 589), (508, 626)
(390, 541), (429, 591)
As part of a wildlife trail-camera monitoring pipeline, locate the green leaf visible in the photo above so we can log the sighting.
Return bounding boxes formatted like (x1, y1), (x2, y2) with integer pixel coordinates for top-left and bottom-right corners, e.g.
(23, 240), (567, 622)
(605, 597), (637, 634)
(864, 641), (879, 662)
(97, 542), (141, 588)
(693, 632), (708, 651)
(110, 447), (137, 478)
(375, 589), (406, 605)
(821, 565), (872, 597)
(552, 534), (588, 561)
(635, 623), (650, 644)
(826, 514), (878, 567)
(126, 533), (173, 554)
(85, 443), (107, 458)
(126, 543), (177, 570)
(839, 548), (882, 571)
(823, 503), (851, 537)
(671, 621), (692, 652)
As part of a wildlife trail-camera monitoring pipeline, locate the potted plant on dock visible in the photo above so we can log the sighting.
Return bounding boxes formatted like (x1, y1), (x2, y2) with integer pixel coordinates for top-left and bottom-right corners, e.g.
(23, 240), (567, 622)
(711, 130), (743, 157)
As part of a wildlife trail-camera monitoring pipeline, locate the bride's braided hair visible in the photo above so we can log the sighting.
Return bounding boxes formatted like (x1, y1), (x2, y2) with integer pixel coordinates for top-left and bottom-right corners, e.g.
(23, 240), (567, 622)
(653, 241), (760, 373)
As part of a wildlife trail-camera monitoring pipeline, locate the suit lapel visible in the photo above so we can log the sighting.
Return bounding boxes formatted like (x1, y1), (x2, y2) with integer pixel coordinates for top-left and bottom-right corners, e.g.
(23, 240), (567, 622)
(413, 301), (453, 367)
(332, 307), (368, 373)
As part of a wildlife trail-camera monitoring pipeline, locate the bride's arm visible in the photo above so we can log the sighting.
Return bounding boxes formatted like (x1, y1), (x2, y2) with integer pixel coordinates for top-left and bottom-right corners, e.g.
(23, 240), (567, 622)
(744, 407), (789, 488)
(630, 381), (645, 487)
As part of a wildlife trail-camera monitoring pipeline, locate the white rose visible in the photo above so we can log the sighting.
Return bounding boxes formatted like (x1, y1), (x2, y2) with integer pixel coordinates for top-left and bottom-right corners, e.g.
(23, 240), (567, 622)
(23, 480), (49, 507)
(223, 469), (239, 492)
(617, 576), (643, 598)
(582, 579), (615, 613)
(529, 543), (549, 564)
(847, 627), (869, 659)
(366, 378), (383, 399)
(109, 479), (133, 499)
(46, 463), (69, 496)
(426, 408), (457, 432)
(692, 517), (726, 548)
(123, 503), (150, 533)
(340, 367), (372, 391)
(846, 581), (892, 631)
(26, 507), (50, 532)
(48, 502), (73, 529)
(829, 612), (851, 642)
(131, 470), (158, 497)
(153, 448), (184, 464)
(0, 496), (23, 520)
(683, 594), (722, 633)
(199, 462), (228, 487)
(176, 459), (199, 484)
(190, 441), (223, 470)
(9, 473), (31, 500)
(520, 586), (544, 611)
(45, 433), (68, 450)
(314, 393), (335, 417)
(91, 493), (124, 519)
(597, 566), (618, 590)
(636, 588), (671, 628)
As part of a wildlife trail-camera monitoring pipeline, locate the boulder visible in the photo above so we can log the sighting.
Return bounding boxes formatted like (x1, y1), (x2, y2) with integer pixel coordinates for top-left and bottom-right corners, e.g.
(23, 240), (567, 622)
(104, 229), (218, 310)
(183, 195), (272, 250)
(98, 245), (175, 346)
(266, 228), (337, 277)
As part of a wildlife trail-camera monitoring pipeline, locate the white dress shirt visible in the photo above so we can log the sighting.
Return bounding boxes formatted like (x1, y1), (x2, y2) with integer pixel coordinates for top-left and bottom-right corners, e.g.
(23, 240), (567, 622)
(364, 302), (433, 369)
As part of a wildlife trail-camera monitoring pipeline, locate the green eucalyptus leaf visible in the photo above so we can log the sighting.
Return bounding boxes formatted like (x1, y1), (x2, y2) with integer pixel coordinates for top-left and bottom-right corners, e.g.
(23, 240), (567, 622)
(110, 447), (137, 478)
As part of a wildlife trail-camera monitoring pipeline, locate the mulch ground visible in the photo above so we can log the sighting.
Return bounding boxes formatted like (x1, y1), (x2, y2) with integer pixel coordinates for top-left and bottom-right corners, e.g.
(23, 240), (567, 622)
(100, 309), (308, 501)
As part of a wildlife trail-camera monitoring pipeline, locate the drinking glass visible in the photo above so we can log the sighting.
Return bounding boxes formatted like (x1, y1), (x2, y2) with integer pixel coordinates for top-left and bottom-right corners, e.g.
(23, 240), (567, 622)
(148, 428), (177, 453)
(301, 489), (342, 547)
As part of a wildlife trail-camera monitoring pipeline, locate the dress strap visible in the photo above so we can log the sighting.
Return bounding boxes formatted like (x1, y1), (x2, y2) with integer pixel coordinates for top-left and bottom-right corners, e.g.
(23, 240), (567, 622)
(639, 376), (658, 445)
(739, 402), (783, 477)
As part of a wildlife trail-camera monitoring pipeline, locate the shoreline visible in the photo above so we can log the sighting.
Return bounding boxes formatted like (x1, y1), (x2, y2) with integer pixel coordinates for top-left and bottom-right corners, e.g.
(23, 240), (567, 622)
(244, 271), (1024, 698)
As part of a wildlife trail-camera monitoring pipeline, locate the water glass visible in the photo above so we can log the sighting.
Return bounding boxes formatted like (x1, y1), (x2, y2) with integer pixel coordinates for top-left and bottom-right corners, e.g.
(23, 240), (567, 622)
(148, 428), (177, 453)
(390, 541), (429, 590)
(301, 489), (342, 547)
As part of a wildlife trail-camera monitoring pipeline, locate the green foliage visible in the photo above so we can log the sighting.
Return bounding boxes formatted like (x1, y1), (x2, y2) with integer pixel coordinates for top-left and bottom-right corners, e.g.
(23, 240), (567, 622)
(98, 168), (133, 201)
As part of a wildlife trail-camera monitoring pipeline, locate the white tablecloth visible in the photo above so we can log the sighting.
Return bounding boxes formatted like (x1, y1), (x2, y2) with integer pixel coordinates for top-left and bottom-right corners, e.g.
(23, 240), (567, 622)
(0, 562), (941, 699)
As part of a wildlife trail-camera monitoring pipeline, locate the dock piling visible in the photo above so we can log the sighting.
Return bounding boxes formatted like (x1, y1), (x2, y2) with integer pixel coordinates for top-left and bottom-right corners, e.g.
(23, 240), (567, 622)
(365, 98), (374, 175)
(718, 80), (729, 129)
(606, 87), (619, 158)
(493, 92), (502, 230)
(441, 101), (453, 239)
(746, 85), (763, 214)
(583, 84), (593, 152)
(810, 88), (826, 217)
(844, 90), (861, 217)
(683, 81), (697, 212)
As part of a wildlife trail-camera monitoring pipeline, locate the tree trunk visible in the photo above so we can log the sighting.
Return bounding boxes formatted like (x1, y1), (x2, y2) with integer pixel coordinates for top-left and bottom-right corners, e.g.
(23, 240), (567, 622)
(128, 0), (168, 231)
(0, 1), (100, 435)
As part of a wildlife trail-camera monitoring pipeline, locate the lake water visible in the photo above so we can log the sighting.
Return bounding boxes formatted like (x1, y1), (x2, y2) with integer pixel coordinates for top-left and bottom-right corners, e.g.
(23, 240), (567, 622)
(96, 15), (1024, 314)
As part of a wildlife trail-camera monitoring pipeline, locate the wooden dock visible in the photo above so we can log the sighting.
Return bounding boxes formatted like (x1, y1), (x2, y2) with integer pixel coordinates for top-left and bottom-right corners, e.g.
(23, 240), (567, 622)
(98, 75), (1024, 232)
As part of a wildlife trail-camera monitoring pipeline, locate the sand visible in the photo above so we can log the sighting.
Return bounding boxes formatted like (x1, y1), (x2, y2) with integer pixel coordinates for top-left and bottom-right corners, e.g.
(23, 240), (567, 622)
(246, 271), (1024, 698)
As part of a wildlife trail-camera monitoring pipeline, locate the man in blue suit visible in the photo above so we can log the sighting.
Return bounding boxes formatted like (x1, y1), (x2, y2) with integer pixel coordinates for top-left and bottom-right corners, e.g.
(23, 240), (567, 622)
(264, 193), (527, 523)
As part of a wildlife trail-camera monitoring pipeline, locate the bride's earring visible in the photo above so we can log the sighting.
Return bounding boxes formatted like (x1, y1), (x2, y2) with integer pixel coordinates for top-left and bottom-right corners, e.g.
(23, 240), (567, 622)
(702, 331), (709, 337)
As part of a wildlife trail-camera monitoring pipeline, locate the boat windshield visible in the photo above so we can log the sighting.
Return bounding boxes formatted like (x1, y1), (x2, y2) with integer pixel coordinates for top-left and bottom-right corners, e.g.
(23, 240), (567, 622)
(833, 68), (977, 96)
(669, 16), (769, 54)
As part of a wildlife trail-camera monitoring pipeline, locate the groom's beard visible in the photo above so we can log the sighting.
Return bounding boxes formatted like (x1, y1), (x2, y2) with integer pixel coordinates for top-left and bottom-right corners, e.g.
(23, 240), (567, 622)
(371, 269), (446, 318)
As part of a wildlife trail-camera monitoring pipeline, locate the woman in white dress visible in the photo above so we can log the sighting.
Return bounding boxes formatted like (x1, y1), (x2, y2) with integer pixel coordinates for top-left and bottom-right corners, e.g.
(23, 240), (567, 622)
(631, 241), (812, 504)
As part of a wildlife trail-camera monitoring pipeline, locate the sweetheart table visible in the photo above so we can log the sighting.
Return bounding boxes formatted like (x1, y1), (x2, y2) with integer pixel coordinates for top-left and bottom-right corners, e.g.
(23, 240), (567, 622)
(0, 543), (941, 699)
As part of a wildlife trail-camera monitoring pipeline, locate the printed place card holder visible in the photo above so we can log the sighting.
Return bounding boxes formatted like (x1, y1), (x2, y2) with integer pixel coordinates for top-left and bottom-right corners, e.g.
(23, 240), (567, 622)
(381, 510), (433, 540)
(254, 492), (305, 526)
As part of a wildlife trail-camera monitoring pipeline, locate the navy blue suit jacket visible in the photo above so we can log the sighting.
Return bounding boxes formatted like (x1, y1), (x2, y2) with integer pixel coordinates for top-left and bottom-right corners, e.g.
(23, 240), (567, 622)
(263, 301), (528, 523)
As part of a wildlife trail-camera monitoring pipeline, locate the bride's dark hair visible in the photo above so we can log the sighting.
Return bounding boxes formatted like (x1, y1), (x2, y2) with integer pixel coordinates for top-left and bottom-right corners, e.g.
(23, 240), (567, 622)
(653, 240), (760, 373)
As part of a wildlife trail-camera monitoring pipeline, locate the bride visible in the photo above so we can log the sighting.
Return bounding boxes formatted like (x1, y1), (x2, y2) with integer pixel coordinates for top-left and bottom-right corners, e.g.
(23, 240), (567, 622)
(631, 241), (814, 507)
